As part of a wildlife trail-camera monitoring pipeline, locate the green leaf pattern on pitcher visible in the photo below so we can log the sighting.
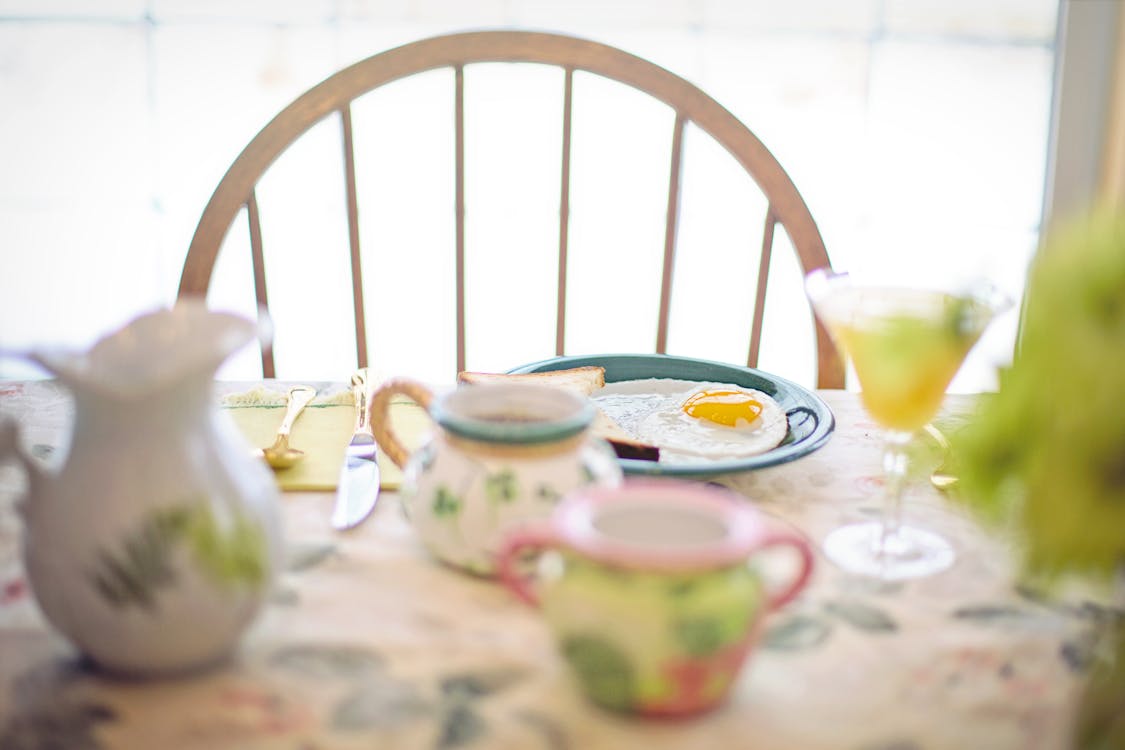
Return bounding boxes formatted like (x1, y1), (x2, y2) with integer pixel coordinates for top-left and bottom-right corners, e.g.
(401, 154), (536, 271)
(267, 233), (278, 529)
(90, 499), (267, 611)
(185, 505), (268, 588)
(90, 507), (187, 610)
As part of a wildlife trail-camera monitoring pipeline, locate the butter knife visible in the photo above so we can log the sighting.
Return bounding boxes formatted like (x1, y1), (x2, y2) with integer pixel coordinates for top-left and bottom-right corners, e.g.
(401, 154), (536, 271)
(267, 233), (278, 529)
(331, 368), (380, 530)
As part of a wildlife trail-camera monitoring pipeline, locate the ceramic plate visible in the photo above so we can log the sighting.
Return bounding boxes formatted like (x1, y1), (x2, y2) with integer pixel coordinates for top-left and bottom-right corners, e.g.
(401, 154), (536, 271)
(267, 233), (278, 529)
(508, 353), (835, 477)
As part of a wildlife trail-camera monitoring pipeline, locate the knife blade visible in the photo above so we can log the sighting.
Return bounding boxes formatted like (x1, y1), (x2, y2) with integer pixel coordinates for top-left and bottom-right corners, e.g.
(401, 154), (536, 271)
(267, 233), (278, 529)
(331, 368), (381, 530)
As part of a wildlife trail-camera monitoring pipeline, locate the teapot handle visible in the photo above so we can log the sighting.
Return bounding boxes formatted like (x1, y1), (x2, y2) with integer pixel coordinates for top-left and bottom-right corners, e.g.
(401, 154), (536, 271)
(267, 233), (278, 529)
(369, 378), (435, 469)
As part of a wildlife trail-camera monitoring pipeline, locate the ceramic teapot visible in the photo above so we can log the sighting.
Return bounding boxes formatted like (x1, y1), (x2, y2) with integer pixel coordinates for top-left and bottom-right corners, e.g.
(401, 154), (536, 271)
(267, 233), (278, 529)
(370, 378), (623, 575)
(0, 301), (283, 676)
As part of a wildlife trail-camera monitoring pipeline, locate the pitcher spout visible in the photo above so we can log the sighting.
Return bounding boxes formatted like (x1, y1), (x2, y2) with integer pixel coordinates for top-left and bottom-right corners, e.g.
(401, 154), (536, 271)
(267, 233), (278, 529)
(26, 348), (87, 392)
(24, 302), (269, 404)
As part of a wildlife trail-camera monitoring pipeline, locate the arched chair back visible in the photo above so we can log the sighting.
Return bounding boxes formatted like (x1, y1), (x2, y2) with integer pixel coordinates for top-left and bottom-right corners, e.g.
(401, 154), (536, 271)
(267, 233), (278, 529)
(178, 30), (844, 388)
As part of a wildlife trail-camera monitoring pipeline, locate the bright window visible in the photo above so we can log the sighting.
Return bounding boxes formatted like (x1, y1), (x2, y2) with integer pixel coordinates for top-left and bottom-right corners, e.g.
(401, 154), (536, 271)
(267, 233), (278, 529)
(0, 1), (1059, 391)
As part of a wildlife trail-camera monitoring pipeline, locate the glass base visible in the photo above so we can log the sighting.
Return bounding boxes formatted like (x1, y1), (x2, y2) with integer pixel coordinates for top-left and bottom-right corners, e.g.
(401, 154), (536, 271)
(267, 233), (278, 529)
(823, 522), (955, 580)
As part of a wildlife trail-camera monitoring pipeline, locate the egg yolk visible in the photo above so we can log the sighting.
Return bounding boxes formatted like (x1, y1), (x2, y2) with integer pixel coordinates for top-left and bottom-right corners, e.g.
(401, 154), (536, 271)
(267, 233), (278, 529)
(681, 389), (763, 427)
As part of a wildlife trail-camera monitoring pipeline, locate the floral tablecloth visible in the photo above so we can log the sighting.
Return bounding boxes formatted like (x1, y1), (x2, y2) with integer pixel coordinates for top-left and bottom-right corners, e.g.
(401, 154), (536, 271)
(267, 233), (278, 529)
(0, 380), (1106, 749)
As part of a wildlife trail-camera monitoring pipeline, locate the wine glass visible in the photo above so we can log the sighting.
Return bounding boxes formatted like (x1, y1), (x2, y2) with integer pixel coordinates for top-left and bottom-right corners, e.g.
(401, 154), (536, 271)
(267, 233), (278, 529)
(805, 268), (1011, 580)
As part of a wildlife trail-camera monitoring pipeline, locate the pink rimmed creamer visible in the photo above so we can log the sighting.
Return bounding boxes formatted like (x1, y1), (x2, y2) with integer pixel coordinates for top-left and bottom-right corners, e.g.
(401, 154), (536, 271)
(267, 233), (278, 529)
(498, 479), (813, 716)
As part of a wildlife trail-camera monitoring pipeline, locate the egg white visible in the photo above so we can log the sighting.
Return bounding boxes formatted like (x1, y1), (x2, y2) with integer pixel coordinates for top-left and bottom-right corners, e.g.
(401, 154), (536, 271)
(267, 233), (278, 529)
(592, 379), (788, 463)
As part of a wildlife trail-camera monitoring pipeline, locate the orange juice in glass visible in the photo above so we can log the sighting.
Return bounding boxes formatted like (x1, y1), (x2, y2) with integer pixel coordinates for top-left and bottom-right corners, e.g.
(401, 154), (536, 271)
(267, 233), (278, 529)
(806, 271), (1010, 580)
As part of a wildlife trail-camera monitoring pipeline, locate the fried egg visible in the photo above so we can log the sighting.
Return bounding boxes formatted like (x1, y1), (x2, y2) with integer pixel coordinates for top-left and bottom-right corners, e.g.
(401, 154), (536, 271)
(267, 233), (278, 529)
(592, 379), (788, 463)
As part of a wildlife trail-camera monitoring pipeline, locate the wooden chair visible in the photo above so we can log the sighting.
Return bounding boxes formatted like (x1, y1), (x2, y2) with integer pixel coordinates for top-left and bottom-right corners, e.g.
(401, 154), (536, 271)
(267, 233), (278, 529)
(178, 30), (844, 389)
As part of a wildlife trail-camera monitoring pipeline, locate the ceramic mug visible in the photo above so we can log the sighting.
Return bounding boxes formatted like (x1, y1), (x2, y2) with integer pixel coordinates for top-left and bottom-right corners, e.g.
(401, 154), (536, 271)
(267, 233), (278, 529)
(497, 480), (814, 716)
(371, 379), (623, 575)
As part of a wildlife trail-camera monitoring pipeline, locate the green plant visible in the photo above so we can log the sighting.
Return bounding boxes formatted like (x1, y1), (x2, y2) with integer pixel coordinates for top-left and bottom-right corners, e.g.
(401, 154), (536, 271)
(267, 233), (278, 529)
(954, 211), (1125, 578)
(951, 209), (1125, 748)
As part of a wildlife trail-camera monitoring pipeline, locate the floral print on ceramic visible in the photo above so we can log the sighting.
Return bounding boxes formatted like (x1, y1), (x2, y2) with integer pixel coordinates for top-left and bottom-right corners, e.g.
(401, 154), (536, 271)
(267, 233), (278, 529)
(498, 480), (814, 716)
(547, 555), (765, 714)
(372, 379), (623, 575)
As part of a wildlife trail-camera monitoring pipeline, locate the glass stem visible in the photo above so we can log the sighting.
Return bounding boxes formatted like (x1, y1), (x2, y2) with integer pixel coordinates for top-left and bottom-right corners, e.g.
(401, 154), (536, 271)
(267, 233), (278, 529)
(879, 429), (914, 555)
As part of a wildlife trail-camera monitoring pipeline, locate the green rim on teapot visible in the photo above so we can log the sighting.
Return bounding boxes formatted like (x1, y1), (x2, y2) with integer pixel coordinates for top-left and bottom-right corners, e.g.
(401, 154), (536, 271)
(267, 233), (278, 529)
(431, 383), (596, 445)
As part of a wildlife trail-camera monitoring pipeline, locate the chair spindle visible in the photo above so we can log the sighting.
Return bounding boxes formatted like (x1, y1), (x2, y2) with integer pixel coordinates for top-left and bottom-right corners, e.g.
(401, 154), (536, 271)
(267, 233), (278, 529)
(556, 67), (575, 356)
(246, 190), (276, 378)
(748, 209), (776, 369)
(340, 104), (368, 369)
(656, 112), (687, 354)
(454, 64), (466, 373)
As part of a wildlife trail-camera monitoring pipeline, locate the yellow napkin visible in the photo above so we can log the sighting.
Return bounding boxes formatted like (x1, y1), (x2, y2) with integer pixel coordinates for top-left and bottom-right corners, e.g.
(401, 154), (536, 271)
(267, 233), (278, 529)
(223, 386), (432, 491)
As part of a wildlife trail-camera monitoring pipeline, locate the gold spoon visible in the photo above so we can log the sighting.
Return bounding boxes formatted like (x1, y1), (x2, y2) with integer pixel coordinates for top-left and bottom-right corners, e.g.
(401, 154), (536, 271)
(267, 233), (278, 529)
(260, 385), (317, 470)
(923, 423), (958, 491)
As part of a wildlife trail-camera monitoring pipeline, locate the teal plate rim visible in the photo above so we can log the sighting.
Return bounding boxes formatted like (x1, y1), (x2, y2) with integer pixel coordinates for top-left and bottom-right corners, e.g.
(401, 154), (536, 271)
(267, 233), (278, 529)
(507, 353), (836, 477)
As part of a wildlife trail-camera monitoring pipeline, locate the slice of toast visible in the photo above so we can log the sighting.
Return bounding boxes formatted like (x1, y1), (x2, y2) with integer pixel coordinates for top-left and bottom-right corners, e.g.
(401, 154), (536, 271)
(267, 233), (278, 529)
(457, 366), (606, 396)
(457, 368), (660, 462)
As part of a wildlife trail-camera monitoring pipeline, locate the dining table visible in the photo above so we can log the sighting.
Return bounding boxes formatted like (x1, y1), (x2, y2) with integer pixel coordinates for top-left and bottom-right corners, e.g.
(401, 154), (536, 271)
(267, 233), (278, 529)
(0, 378), (1106, 750)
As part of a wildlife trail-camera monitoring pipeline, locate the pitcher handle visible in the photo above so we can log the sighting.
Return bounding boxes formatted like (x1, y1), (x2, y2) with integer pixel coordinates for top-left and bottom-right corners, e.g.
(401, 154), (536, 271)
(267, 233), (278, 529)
(369, 378), (435, 469)
(0, 419), (39, 522)
(753, 528), (815, 611)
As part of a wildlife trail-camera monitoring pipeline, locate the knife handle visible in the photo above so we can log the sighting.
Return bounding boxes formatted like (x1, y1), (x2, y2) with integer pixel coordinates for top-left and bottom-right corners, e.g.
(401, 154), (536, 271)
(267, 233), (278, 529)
(351, 368), (375, 437)
(370, 377), (435, 468)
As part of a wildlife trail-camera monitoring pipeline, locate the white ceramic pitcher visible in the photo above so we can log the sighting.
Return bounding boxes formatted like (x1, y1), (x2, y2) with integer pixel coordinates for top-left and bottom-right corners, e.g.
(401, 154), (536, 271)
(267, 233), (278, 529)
(0, 301), (283, 676)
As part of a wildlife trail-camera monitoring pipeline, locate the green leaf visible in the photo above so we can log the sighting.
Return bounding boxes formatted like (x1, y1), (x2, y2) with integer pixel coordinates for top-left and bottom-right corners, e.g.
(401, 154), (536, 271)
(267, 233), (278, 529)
(440, 669), (527, 699)
(952, 604), (1043, 627)
(182, 504), (268, 588)
(536, 484), (561, 503)
(560, 634), (635, 711)
(761, 614), (832, 651)
(87, 501), (268, 612)
(286, 542), (337, 572)
(673, 617), (726, 656)
(331, 678), (432, 731)
(270, 643), (385, 679)
(437, 704), (486, 749)
(824, 599), (898, 633)
(87, 506), (185, 611)
(483, 470), (518, 504)
(433, 486), (461, 517)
